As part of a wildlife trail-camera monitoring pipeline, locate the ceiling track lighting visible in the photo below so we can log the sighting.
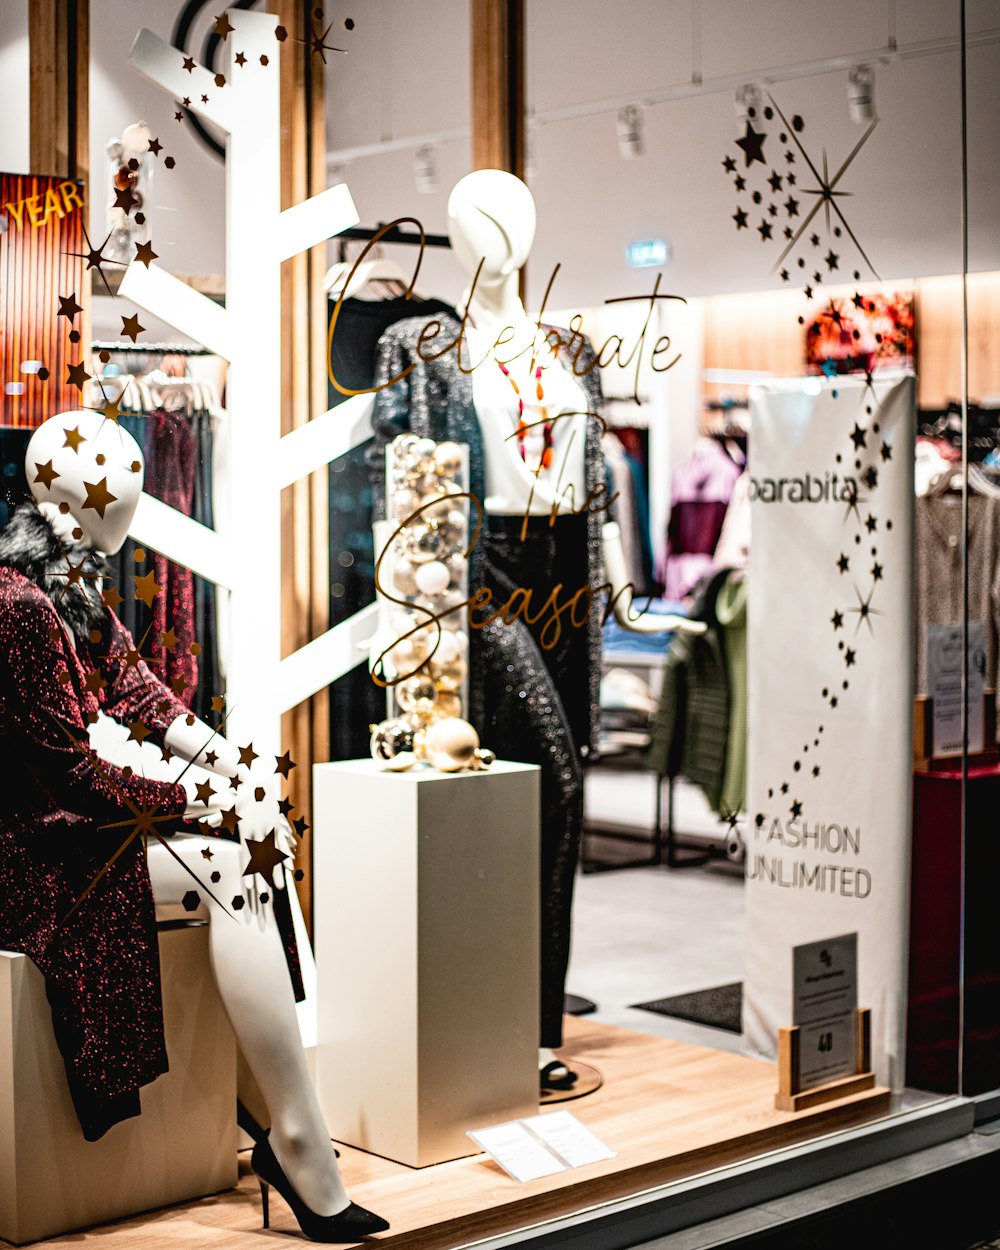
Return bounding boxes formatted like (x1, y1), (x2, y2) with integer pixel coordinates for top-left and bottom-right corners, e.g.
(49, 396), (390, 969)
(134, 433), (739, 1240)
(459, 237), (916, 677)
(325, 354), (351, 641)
(616, 104), (645, 160)
(413, 145), (438, 194)
(848, 64), (877, 124)
(734, 82), (762, 124)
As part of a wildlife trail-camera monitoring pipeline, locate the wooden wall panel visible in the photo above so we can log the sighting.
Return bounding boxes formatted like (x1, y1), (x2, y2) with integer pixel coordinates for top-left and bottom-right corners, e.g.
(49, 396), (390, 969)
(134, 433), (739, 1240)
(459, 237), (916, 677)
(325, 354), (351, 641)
(471, 0), (524, 176)
(700, 274), (1000, 413)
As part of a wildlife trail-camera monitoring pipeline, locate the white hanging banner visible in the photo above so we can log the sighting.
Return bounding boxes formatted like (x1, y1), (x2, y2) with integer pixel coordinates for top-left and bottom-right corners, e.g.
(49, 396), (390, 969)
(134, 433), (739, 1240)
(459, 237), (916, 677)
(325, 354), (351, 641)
(743, 372), (915, 1089)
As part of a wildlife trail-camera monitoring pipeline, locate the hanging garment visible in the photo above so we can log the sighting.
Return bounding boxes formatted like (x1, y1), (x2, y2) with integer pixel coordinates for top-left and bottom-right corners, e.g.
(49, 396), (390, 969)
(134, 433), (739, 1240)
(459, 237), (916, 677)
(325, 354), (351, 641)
(146, 409), (198, 698)
(716, 572), (748, 817)
(624, 449), (655, 592)
(915, 493), (1000, 716)
(646, 568), (732, 812)
(713, 470), (751, 573)
(659, 438), (742, 600)
(602, 433), (643, 590)
(371, 313), (607, 1048)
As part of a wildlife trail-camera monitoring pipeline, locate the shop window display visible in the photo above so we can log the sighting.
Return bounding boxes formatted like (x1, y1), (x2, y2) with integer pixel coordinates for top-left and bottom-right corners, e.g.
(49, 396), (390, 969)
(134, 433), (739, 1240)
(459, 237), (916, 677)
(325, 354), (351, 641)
(0, 2), (997, 1247)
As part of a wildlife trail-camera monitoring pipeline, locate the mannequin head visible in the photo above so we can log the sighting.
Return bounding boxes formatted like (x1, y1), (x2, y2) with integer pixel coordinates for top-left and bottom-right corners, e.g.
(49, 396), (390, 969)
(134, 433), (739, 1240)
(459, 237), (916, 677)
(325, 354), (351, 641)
(447, 169), (536, 290)
(25, 410), (144, 555)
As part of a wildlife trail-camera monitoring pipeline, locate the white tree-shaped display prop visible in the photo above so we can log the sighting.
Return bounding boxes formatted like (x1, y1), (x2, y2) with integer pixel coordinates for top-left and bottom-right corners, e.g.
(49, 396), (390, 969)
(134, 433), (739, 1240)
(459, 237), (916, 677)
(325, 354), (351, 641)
(123, 9), (380, 1024)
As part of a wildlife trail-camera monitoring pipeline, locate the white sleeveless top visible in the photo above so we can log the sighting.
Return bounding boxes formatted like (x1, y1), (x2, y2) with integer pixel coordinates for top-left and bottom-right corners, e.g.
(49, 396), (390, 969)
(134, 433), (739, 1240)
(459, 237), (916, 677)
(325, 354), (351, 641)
(465, 322), (590, 517)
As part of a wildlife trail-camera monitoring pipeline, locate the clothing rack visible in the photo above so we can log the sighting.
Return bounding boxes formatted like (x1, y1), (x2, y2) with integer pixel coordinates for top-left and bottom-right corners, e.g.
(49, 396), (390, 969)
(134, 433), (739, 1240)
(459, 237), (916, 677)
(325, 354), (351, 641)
(91, 341), (215, 356)
(336, 223), (451, 249)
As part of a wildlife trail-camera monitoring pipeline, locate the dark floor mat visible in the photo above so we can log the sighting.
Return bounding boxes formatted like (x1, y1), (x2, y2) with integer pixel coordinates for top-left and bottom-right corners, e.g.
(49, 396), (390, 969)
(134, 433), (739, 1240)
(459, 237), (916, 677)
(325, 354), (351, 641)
(632, 982), (742, 1033)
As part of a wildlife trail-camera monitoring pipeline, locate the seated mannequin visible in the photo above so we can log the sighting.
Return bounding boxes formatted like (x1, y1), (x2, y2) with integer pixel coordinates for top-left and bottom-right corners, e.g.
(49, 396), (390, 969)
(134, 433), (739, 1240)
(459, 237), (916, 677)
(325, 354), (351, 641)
(0, 410), (387, 1244)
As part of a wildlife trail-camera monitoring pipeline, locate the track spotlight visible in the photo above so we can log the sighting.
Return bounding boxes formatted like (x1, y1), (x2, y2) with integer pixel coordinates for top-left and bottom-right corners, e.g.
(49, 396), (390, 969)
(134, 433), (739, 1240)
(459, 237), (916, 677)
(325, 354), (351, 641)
(413, 146), (438, 194)
(848, 65), (876, 124)
(617, 105), (645, 159)
(735, 83), (762, 124)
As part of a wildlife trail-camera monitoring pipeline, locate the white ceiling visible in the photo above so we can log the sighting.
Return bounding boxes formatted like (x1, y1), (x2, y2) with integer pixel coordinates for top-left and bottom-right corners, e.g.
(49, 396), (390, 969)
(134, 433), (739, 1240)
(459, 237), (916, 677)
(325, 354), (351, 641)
(327, 0), (1000, 309)
(0, 0), (996, 317)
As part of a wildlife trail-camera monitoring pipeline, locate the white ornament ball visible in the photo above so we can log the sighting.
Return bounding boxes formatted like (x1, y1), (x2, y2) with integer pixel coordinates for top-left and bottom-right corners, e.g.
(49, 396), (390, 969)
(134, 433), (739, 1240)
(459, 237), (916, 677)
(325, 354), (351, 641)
(415, 560), (451, 597)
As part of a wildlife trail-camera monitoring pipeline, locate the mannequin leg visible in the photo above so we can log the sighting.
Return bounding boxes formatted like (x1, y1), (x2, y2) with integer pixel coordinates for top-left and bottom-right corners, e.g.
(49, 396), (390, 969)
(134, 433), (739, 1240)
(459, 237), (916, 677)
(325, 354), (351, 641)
(146, 835), (348, 1217)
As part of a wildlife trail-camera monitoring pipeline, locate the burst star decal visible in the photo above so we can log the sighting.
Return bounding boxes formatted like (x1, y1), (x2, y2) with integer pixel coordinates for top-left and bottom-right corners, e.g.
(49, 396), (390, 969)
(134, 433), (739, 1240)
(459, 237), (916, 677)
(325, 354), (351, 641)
(63, 223), (127, 299)
(295, 7), (346, 63)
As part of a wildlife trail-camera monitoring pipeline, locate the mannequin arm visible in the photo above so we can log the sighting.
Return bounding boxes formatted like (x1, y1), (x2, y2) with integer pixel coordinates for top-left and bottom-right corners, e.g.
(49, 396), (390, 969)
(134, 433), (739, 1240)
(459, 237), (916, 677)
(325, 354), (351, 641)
(164, 713), (242, 774)
(602, 522), (706, 636)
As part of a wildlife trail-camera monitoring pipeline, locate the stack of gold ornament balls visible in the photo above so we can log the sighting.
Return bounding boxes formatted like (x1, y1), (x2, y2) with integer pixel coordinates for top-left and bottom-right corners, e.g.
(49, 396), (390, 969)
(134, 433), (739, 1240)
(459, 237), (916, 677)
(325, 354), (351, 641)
(369, 435), (496, 775)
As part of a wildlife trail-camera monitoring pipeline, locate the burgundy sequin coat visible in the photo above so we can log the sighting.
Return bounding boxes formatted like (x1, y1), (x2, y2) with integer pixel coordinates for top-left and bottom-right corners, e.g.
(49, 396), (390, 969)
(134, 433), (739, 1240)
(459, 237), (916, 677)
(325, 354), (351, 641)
(0, 564), (191, 1139)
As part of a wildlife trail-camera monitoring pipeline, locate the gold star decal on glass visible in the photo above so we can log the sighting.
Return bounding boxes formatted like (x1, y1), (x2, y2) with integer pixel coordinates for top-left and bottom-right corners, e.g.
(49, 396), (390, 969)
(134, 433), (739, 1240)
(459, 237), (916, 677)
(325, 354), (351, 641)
(121, 313), (145, 342)
(218, 806), (240, 836)
(83, 669), (108, 694)
(213, 13), (234, 38)
(127, 718), (152, 744)
(102, 584), (124, 610)
(238, 743), (258, 768)
(134, 569), (162, 607)
(134, 239), (159, 267)
(89, 389), (124, 424)
(275, 750), (296, 778)
(113, 185), (138, 214)
(200, 845), (214, 860)
(63, 425), (87, 452)
(159, 627), (179, 651)
(182, 55), (196, 71)
(148, 137), (163, 155)
(211, 695), (225, 713)
(81, 476), (118, 519)
(204, 749), (219, 767)
(242, 830), (288, 888)
(195, 779), (216, 804)
(170, 673), (188, 694)
(58, 292), (83, 320)
(66, 361), (91, 390)
(33, 460), (60, 489)
(234, 50), (247, 66)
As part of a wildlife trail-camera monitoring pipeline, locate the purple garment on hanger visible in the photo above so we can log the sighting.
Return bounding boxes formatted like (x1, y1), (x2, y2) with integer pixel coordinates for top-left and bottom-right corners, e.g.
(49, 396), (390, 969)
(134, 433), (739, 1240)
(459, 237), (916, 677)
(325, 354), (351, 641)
(659, 439), (742, 600)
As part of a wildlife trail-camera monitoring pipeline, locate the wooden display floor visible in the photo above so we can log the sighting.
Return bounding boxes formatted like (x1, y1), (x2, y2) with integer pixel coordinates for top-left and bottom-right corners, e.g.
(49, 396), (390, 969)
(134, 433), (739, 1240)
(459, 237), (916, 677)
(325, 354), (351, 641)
(14, 1018), (890, 1249)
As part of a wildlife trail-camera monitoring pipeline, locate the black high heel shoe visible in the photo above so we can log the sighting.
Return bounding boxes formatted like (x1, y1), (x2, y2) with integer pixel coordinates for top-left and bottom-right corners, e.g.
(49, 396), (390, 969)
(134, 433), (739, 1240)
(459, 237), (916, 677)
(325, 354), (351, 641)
(251, 1131), (389, 1243)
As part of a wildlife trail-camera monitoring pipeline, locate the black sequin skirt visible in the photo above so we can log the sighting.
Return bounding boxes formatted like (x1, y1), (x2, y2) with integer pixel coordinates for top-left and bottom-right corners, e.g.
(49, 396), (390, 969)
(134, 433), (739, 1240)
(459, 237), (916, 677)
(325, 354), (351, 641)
(478, 512), (591, 1047)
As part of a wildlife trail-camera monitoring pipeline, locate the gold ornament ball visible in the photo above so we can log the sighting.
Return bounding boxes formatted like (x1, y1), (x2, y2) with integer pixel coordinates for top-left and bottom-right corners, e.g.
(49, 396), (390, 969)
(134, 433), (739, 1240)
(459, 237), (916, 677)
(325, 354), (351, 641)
(392, 558), (418, 596)
(433, 656), (468, 691)
(396, 674), (438, 714)
(369, 718), (416, 771)
(424, 716), (479, 772)
(434, 441), (464, 478)
(433, 690), (463, 719)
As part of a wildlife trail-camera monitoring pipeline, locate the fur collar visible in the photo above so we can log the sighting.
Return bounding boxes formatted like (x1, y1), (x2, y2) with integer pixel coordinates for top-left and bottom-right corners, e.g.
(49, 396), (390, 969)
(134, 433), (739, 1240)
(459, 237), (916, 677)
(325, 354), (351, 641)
(0, 501), (110, 643)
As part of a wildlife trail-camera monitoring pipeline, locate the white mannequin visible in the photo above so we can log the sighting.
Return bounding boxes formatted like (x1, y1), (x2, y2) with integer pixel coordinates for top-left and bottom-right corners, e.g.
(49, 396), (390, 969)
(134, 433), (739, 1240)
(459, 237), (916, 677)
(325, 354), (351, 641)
(23, 411), (377, 1228)
(446, 170), (702, 637)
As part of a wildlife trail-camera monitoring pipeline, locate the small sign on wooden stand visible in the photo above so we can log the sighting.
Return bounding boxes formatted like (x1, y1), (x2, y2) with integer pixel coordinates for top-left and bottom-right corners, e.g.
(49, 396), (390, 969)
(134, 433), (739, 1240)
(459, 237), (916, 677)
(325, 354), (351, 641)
(776, 1007), (875, 1112)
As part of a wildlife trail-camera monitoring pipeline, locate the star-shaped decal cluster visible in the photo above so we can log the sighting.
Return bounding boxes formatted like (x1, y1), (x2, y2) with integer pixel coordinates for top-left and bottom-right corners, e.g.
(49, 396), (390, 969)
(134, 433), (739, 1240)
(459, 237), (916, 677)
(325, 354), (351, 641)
(721, 95), (879, 298)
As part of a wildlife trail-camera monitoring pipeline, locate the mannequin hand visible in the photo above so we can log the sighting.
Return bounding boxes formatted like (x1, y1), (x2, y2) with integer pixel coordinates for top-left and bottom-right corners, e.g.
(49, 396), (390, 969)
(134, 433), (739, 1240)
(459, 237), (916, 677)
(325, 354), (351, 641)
(180, 768), (236, 825)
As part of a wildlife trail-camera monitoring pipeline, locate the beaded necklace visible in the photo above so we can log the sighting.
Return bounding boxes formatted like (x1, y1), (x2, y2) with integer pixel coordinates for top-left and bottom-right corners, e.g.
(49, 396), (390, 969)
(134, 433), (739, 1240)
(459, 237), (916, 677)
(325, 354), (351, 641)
(495, 358), (555, 473)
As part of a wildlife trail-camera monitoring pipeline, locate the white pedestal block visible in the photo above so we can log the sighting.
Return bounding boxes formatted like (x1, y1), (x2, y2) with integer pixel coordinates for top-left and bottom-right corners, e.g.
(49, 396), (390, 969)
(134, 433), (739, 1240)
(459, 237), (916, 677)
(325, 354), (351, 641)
(313, 760), (540, 1167)
(0, 925), (237, 1245)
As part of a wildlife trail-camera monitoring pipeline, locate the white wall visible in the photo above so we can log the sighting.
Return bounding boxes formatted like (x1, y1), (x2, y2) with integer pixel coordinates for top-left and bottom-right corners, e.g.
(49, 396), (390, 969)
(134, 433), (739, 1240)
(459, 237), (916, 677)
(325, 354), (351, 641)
(89, 2), (226, 278)
(0, 1), (29, 175)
